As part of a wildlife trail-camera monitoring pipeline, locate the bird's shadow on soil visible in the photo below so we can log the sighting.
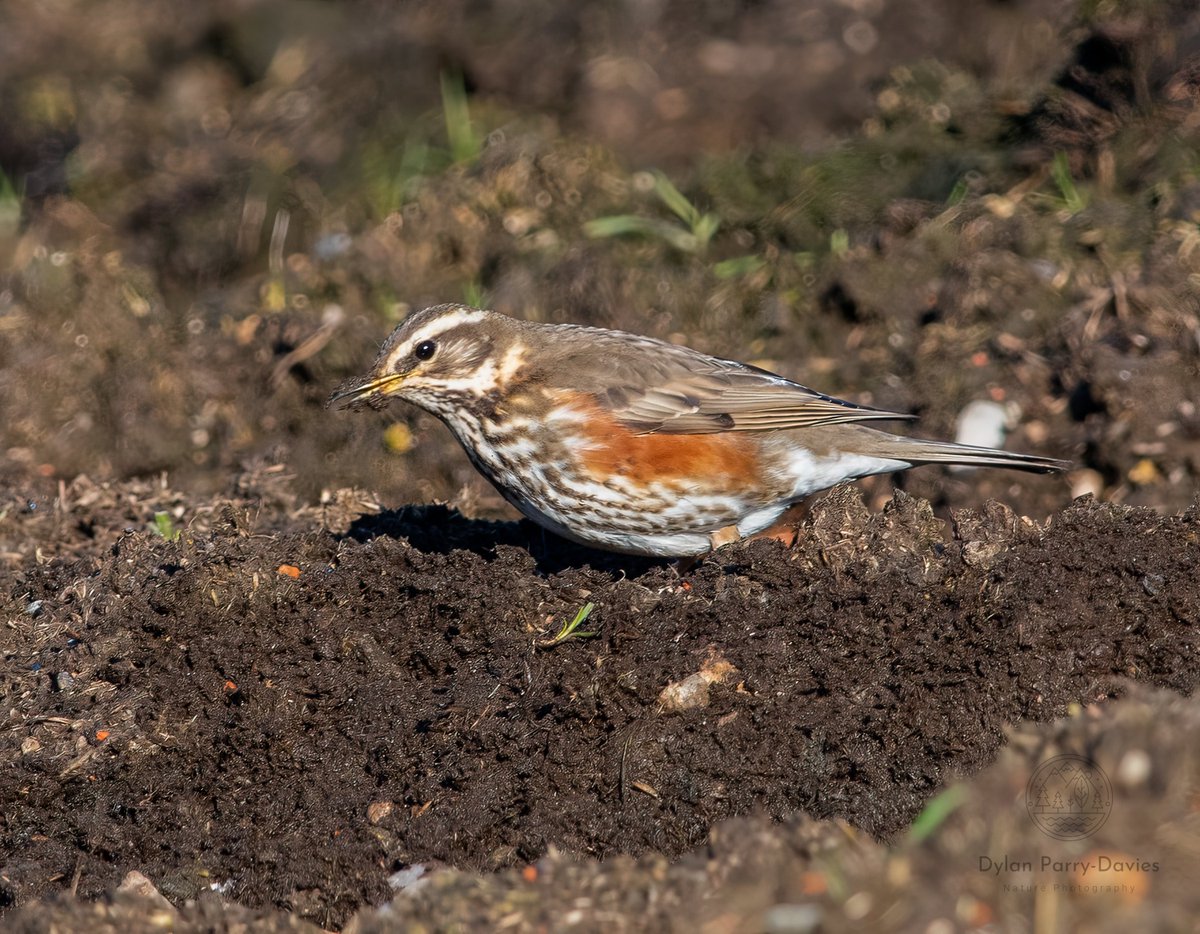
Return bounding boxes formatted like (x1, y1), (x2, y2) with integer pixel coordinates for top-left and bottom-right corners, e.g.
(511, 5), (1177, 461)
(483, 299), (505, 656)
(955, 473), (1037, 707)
(344, 503), (671, 576)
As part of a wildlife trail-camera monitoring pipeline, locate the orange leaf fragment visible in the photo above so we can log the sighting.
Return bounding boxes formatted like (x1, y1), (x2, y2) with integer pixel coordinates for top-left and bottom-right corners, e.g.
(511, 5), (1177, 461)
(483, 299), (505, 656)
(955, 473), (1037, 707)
(1073, 850), (1151, 905)
(800, 871), (827, 895)
(277, 564), (301, 579)
(965, 899), (994, 927)
(95, 730), (110, 742)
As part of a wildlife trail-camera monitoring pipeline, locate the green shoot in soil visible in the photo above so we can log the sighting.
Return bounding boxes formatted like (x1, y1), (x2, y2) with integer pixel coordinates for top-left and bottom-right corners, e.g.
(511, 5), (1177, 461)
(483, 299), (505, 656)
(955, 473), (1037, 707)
(1051, 152), (1088, 214)
(945, 176), (970, 207)
(462, 278), (487, 309)
(906, 784), (967, 844)
(441, 70), (480, 165)
(152, 512), (181, 542)
(538, 602), (597, 648)
(361, 137), (437, 218)
(0, 169), (22, 236)
(586, 171), (720, 254)
(712, 254), (766, 279)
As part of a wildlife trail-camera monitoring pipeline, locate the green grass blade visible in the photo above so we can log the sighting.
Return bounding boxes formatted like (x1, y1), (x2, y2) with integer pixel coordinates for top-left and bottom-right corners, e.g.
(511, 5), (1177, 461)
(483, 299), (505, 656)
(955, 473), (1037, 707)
(584, 215), (660, 239)
(652, 171), (700, 226)
(1052, 151), (1086, 214)
(440, 71), (480, 164)
(713, 254), (765, 279)
(906, 785), (967, 844)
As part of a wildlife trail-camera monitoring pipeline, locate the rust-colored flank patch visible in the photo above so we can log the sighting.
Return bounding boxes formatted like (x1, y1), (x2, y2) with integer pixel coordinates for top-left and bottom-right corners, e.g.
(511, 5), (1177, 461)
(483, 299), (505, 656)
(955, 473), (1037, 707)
(566, 392), (762, 485)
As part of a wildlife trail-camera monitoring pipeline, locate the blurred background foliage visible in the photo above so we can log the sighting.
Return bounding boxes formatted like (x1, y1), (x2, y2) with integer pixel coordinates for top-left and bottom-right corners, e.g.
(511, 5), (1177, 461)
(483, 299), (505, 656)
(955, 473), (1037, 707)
(1, 0), (1199, 518)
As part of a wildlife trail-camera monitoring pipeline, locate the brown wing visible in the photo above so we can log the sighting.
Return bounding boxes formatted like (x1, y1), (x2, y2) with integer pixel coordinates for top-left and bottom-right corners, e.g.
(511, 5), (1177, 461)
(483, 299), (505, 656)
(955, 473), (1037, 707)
(607, 367), (914, 435)
(545, 324), (914, 436)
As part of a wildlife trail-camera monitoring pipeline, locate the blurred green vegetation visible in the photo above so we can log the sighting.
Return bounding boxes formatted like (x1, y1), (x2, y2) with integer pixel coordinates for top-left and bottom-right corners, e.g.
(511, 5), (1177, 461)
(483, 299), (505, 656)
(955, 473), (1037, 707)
(0, 0), (1197, 512)
(586, 170), (721, 254)
(3, 5), (1197, 337)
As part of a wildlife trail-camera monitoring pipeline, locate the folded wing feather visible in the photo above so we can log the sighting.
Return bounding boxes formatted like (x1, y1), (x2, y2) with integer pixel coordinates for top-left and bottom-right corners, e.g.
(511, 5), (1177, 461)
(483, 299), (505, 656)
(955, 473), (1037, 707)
(600, 364), (914, 435)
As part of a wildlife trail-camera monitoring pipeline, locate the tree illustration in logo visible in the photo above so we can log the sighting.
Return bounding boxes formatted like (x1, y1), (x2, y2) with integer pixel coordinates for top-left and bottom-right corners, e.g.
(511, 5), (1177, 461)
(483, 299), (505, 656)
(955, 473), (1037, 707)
(1026, 755), (1112, 840)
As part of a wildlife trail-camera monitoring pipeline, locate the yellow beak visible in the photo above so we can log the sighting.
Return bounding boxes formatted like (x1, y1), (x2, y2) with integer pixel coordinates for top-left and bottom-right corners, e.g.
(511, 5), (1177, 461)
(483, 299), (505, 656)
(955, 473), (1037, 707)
(327, 372), (407, 410)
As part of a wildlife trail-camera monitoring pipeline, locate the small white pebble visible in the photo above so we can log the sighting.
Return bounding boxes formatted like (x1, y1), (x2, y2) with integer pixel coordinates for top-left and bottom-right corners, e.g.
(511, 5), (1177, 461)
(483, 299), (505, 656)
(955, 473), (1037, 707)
(1070, 468), (1105, 500)
(955, 400), (1009, 451)
(658, 673), (711, 710)
(388, 864), (429, 893)
(843, 891), (873, 921)
(1116, 749), (1151, 789)
(951, 400), (1014, 474)
(764, 903), (822, 933)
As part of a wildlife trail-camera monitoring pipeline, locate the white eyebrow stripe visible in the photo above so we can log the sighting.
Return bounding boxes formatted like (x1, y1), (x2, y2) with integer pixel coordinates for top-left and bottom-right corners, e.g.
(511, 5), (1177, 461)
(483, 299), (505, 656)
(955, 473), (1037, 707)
(411, 309), (490, 338)
(381, 309), (490, 371)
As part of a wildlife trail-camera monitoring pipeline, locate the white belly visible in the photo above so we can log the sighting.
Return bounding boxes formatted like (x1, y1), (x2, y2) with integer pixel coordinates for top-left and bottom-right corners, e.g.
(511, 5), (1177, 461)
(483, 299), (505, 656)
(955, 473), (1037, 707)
(450, 416), (910, 557)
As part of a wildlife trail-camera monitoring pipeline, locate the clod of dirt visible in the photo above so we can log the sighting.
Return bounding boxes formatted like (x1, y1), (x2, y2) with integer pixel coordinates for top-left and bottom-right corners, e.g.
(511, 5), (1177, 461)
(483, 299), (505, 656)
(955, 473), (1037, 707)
(951, 497), (1041, 568)
(657, 649), (738, 712)
(114, 871), (176, 918)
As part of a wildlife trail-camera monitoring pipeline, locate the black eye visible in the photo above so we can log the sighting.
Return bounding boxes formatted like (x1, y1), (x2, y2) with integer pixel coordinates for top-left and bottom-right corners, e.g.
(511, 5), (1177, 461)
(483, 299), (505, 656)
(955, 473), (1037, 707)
(414, 340), (437, 361)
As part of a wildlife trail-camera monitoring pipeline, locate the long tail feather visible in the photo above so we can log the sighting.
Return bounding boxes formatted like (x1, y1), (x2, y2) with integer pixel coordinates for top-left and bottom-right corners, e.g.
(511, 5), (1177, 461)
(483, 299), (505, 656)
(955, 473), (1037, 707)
(870, 436), (1071, 474)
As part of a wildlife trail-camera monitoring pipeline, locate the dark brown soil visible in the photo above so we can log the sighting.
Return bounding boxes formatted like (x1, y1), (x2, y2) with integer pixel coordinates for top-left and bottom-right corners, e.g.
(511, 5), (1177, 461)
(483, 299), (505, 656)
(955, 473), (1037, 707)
(3, 1), (1200, 931)
(2, 477), (1198, 928)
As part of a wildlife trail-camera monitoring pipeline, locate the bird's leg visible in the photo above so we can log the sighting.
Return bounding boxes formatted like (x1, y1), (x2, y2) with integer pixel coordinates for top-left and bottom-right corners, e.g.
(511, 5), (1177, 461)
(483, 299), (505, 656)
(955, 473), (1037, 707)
(674, 529), (739, 576)
(696, 503), (810, 563)
(708, 524), (743, 551)
(706, 503), (812, 553)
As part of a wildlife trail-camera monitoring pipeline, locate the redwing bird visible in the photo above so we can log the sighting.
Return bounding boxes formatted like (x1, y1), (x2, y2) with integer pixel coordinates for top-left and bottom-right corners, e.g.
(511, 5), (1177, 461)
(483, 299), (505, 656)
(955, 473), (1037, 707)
(330, 304), (1069, 556)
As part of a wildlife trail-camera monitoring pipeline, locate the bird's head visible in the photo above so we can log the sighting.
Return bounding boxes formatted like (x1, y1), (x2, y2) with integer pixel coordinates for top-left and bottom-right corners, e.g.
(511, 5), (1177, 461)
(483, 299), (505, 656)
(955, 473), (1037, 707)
(328, 304), (528, 419)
